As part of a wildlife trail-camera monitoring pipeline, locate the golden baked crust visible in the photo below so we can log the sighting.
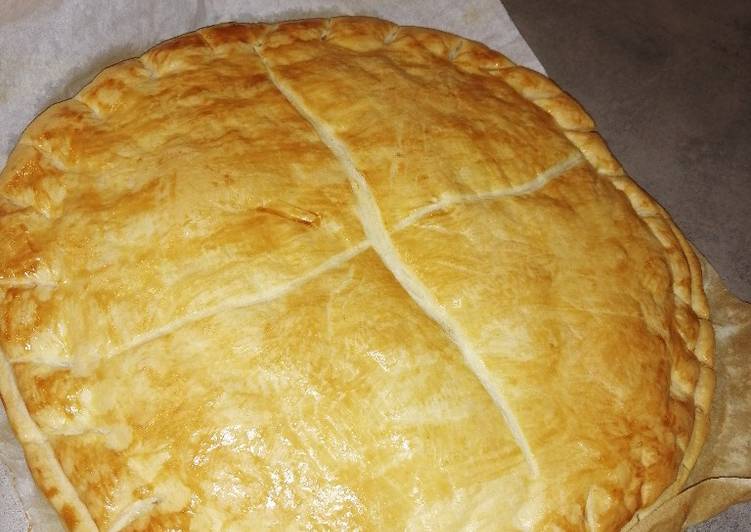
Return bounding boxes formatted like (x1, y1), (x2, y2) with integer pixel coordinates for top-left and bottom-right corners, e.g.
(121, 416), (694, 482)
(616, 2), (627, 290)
(0, 17), (714, 531)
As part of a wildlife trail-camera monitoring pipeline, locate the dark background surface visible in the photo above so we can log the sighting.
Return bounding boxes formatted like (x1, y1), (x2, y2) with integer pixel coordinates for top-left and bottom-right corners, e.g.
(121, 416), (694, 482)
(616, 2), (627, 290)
(503, 1), (750, 529)
(504, 0), (751, 302)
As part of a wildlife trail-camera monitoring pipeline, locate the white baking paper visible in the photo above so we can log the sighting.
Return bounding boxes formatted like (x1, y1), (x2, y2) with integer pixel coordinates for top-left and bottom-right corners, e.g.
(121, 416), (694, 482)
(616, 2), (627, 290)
(0, 1), (544, 530)
(0, 0), (544, 171)
(6, 3), (749, 532)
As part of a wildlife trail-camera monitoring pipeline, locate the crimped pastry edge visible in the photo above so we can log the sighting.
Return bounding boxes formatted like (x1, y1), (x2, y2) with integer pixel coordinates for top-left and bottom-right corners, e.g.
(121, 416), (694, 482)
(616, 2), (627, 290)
(0, 17), (715, 531)
(0, 350), (97, 531)
(449, 36), (715, 530)
(457, 35), (714, 529)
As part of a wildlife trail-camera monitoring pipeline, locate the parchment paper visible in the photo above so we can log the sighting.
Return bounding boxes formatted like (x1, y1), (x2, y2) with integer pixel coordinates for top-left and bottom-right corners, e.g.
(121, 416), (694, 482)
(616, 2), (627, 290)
(630, 257), (751, 531)
(0, 1), (748, 531)
(0, 0), (544, 172)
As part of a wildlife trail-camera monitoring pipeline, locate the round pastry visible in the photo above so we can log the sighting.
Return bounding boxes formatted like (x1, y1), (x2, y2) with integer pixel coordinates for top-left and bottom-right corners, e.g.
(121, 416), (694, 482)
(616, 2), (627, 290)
(0, 17), (714, 531)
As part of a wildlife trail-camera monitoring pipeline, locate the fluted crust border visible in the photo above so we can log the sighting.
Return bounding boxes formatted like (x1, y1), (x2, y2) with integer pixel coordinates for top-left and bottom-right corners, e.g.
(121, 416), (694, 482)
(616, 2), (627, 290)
(0, 17), (714, 531)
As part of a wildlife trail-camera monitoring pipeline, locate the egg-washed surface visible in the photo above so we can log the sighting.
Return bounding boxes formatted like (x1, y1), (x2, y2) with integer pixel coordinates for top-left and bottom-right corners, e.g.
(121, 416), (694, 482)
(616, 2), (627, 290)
(12, 250), (530, 530)
(0, 38), (364, 370)
(0, 17), (713, 532)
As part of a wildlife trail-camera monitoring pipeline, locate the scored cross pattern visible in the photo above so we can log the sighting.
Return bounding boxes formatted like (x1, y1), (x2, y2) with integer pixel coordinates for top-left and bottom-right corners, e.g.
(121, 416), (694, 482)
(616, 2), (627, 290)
(0, 17), (713, 532)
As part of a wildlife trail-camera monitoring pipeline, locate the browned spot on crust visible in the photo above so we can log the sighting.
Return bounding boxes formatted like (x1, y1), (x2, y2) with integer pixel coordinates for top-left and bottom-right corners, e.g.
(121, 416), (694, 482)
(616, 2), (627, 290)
(201, 23), (264, 47)
(132, 511), (191, 531)
(153, 33), (208, 55)
(61, 503), (78, 529)
(3, 150), (62, 201)
(1, 288), (41, 344)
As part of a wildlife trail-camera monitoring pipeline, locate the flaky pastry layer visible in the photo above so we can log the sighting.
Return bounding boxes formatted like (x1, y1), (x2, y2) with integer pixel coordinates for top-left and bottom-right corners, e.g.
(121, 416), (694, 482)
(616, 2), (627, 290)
(0, 17), (714, 531)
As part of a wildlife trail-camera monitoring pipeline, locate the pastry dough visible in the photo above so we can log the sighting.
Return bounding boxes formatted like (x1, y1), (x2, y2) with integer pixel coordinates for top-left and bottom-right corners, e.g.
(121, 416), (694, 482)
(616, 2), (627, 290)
(0, 17), (714, 531)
